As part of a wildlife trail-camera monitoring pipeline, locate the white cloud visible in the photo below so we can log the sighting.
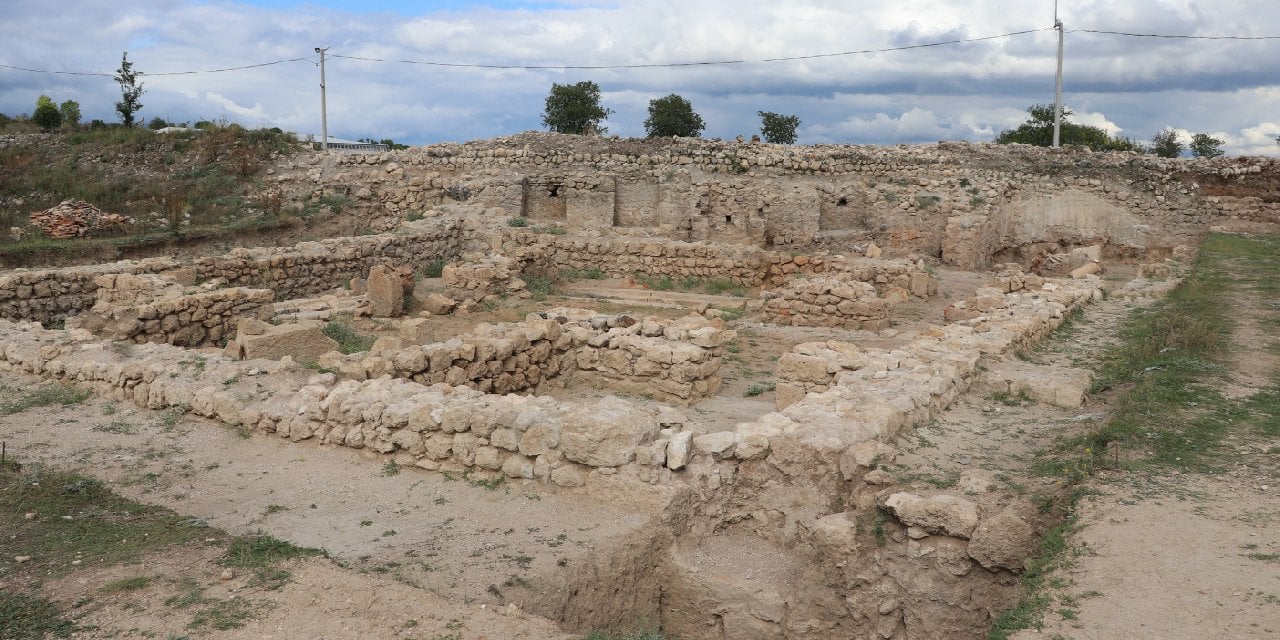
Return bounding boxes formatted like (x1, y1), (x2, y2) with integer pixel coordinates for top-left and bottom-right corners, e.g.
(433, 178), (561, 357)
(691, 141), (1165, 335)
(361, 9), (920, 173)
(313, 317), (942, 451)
(0, 0), (1276, 155)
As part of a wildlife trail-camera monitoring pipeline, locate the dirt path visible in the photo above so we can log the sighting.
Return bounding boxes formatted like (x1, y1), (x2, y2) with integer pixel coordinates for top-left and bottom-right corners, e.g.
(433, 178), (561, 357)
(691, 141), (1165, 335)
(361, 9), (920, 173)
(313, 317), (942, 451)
(1015, 238), (1280, 640)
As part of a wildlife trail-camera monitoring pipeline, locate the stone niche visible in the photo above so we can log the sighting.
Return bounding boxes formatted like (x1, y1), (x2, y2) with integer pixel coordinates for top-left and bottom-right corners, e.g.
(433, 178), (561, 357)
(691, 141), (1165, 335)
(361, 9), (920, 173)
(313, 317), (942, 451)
(521, 178), (568, 220)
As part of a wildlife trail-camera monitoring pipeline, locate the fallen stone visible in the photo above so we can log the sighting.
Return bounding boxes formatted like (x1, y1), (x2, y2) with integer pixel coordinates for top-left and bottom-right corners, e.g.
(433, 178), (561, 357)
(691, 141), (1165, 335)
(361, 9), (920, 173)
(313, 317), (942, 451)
(882, 492), (979, 539)
(968, 508), (1037, 571)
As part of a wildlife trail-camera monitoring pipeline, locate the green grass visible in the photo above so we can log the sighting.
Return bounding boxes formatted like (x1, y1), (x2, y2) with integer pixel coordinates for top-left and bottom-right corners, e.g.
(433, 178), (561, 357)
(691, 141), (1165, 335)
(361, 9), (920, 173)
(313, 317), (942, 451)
(99, 575), (153, 593)
(507, 217), (529, 227)
(222, 534), (324, 570)
(0, 591), (76, 639)
(0, 383), (90, 415)
(322, 320), (376, 354)
(743, 382), (776, 397)
(421, 259), (447, 279)
(0, 465), (215, 576)
(523, 274), (556, 301)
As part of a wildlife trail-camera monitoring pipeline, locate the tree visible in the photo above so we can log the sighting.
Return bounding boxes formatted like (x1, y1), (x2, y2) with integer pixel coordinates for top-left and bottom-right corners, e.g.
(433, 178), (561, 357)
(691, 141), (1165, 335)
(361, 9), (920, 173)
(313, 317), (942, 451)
(759, 111), (800, 144)
(1150, 128), (1184, 158)
(644, 94), (705, 138)
(541, 81), (612, 135)
(1189, 132), (1225, 158)
(995, 104), (1141, 152)
(114, 52), (145, 128)
(148, 116), (169, 130)
(58, 100), (80, 129)
(31, 95), (63, 131)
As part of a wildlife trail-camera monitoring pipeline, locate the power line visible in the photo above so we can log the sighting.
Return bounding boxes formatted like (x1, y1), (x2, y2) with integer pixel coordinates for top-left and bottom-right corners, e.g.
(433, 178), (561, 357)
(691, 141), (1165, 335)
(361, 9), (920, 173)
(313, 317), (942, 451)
(1071, 28), (1280, 40)
(330, 28), (1054, 70)
(0, 56), (314, 78)
(2, 26), (1279, 79)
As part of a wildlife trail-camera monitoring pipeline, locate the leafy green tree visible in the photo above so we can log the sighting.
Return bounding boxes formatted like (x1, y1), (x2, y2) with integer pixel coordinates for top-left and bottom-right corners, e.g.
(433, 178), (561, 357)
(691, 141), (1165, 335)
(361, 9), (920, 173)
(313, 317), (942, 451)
(148, 116), (169, 130)
(58, 100), (80, 129)
(541, 81), (612, 135)
(31, 95), (63, 131)
(644, 94), (705, 138)
(1150, 128), (1184, 158)
(114, 52), (145, 128)
(995, 104), (1141, 152)
(758, 111), (800, 144)
(1189, 132), (1225, 158)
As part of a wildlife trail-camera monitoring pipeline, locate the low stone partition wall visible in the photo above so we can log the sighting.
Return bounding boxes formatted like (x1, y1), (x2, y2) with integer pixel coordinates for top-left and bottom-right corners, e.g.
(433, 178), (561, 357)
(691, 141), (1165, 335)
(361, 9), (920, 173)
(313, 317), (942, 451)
(571, 314), (732, 405)
(760, 277), (891, 329)
(181, 218), (464, 299)
(773, 279), (1098, 410)
(496, 231), (937, 297)
(0, 320), (691, 491)
(441, 255), (525, 303)
(309, 310), (729, 404)
(0, 275), (1096, 506)
(0, 219), (465, 327)
(66, 274), (273, 347)
(0, 257), (179, 325)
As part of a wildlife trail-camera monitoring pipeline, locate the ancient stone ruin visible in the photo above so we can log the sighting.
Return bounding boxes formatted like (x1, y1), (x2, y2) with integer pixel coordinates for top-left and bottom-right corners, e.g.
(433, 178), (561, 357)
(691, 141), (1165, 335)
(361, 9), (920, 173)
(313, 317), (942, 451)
(1, 133), (1275, 639)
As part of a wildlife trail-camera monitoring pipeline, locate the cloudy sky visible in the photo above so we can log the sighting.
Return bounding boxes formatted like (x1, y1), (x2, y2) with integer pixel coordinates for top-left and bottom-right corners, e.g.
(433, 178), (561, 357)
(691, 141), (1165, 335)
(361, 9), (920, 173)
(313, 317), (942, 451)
(3, 0), (1278, 155)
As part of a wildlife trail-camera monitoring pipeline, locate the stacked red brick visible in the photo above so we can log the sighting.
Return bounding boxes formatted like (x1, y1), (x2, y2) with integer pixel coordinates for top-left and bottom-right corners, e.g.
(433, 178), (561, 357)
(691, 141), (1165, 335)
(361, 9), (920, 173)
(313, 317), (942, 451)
(29, 200), (133, 239)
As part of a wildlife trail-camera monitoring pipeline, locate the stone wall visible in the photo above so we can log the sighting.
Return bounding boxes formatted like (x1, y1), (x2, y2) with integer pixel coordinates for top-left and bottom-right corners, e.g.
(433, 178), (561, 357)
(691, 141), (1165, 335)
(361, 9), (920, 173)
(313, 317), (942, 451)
(181, 218), (465, 298)
(441, 255), (524, 303)
(496, 231), (936, 297)
(0, 320), (690, 491)
(570, 314), (732, 405)
(0, 257), (179, 325)
(273, 134), (1280, 265)
(760, 277), (891, 329)
(0, 219), (466, 326)
(772, 278), (1099, 410)
(66, 274), (273, 347)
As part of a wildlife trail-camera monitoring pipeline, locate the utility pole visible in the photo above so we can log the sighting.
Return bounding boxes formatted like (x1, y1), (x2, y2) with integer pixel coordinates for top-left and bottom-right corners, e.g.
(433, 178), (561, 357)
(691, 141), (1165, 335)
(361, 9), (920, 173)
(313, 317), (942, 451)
(315, 46), (329, 150)
(1054, 0), (1064, 147)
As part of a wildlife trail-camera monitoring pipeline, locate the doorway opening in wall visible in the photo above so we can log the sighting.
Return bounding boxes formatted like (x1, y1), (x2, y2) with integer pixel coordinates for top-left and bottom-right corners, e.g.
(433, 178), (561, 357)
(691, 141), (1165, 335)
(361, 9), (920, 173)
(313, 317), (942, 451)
(548, 185), (560, 197)
(724, 215), (733, 224)
(837, 197), (849, 207)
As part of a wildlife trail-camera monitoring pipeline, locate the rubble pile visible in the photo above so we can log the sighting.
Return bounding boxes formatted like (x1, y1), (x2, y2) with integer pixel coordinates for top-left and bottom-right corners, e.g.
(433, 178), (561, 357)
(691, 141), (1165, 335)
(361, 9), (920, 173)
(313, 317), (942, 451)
(29, 200), (134, 239)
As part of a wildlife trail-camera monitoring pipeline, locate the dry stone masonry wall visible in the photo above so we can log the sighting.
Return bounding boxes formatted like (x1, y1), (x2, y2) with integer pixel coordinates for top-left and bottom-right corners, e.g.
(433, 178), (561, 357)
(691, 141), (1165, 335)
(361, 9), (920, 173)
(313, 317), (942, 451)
(66, 274), (273, 347)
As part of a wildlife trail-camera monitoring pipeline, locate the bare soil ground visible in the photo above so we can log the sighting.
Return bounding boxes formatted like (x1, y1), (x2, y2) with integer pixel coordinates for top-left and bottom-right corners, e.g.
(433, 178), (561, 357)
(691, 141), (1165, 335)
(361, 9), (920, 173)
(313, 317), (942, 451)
(7, 248), (1275, 640)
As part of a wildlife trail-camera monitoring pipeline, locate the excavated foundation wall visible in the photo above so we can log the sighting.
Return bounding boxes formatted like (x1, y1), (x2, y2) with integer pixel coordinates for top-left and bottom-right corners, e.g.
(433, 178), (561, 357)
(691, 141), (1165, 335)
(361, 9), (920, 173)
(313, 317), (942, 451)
(0, 220), (467, 325)
(66, 273), (273, 347)
(278, 134), (1279, 267)
(495, 230), (936, 296)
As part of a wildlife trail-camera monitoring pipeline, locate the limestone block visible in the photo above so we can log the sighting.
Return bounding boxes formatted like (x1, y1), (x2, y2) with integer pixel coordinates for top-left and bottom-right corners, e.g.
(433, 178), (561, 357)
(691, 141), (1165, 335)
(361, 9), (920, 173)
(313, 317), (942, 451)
(421, 293), (458, 315)
(968, 509), (1037, 571)
(666, 431), (692, 470)
(882, 492), (979, 539)
(692, 431), (737, 460)
(367, 264), (404, 317)
(501, 454), (535, 479)
(234, 320), (339, 364)
(983, 361), (1091, 408)
(559, 396), (658, 467)
(776, 353), (835, 385)
(550, 463), (586, 487)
